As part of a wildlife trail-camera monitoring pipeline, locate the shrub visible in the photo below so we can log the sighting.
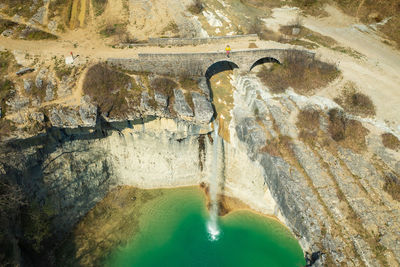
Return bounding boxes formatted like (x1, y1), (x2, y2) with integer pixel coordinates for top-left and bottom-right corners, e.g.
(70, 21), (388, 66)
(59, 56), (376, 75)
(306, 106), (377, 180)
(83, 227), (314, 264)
(334, 83), (375, 116)
(257, 50), (340, 95)
(188, 0), (204, 14)
(327, 108), (369, 152)
(383, 173), (400, 201)
(296, 109), (320, 145)
(381, 133), (400, 150)
(83, 64), (138, 117)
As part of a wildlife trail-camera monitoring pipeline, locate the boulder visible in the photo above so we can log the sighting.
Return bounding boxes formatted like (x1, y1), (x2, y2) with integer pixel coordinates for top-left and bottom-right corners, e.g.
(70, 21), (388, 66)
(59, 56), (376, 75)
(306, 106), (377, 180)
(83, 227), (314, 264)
(1, 29), (13, 37)
(79, 96), (97, 127)
(173, 89), (193, 118)
(45, 80), (55, 101)
(191, 92), (213, 124)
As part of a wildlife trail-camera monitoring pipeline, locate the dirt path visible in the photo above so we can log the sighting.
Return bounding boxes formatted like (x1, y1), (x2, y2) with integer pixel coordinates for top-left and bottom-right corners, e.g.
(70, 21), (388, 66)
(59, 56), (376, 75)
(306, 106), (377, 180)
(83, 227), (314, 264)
(303, 5), (400, 127)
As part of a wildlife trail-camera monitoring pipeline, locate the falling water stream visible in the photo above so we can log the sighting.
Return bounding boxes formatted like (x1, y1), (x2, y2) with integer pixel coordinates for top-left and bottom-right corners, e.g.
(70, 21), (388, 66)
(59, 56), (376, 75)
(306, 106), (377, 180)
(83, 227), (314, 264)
(207, 122), (221, 241)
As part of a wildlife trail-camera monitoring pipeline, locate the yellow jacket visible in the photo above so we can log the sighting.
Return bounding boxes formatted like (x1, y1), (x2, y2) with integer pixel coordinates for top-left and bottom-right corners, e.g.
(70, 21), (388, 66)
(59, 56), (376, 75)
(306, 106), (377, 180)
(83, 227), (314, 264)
(225, 46), (231, 51)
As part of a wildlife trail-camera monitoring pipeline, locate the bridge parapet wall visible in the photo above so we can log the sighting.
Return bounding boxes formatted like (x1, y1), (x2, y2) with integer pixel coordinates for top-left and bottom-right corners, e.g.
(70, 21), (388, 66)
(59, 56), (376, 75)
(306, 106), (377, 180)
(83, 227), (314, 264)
(107, 49), (314, 77)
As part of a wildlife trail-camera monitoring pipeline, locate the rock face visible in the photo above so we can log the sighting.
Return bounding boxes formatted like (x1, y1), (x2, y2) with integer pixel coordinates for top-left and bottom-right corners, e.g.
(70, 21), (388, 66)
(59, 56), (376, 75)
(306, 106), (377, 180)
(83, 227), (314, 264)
(230, 74), (400, 267)
(173, 88), (193, 118)
(192, 92), (214, 124)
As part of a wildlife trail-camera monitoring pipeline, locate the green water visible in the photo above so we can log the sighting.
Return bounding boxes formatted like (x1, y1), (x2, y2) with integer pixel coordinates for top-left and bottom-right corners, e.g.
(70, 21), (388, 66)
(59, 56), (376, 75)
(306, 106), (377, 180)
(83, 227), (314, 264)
(105, 187), (305, 267)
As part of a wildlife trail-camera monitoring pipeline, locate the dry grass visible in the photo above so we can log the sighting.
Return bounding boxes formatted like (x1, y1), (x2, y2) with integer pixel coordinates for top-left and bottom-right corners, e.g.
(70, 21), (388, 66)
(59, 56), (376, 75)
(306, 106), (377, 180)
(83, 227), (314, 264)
(150, 77), (177, 98)
(327, 108), (369, 152)
(383, 173), (400, 202)
(381, 133), (400, 151)
(257, 50), (340, 95)
(83, 63), (141, 117)
(187, 0), (204, 14)
(296, 109), (321, 145)
(334, 82), (376, 117)
(92, 0), (107, 16)
(260, 135), (293, 157)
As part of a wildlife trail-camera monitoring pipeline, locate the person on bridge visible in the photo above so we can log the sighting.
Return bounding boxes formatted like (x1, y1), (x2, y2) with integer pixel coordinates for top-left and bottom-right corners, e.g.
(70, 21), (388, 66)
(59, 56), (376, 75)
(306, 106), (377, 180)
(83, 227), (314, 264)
(225, 45), (231, 58)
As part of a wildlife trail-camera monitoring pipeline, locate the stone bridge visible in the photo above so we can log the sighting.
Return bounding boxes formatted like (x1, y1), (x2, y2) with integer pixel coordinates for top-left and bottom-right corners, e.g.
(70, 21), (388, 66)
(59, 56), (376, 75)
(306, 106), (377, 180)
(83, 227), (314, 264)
(107, 48), (314, 78)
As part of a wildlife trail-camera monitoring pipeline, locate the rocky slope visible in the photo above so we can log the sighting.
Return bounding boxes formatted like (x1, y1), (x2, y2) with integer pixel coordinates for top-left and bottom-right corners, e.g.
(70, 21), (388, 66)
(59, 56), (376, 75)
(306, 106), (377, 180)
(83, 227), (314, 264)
(228, 73), (400, 266)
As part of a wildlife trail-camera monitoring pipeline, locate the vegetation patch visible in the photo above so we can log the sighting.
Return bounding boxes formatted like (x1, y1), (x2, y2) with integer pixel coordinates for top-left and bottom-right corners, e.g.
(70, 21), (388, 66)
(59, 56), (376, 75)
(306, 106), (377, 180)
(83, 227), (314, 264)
(296, 109), (321, 146)
(24, 28), (58, 40)
(187, 0), (204, 14)
(381, 133), (400, 151)
(83, 63), (141, 117)
(334, 82), (375, 117)
(0, 19), (18, 34)
(2, 0), (38, 18)
(257, 50), (340, 95)
(327, 108), (369, 152)
(150, 77), (177, 98)
(92, 0), (107, 16)
(383, 173), (400, 202)
(161, 22), (180, 37)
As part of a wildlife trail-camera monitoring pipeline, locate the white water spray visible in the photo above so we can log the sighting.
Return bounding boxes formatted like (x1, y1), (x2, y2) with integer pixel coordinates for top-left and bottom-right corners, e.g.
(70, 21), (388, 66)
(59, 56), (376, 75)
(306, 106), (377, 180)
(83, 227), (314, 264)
(207, 122), (221, 241)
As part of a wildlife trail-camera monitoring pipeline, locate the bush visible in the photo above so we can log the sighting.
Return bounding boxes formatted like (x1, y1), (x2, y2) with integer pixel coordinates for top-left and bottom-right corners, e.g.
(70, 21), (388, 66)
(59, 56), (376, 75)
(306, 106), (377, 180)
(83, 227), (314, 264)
(334, 83), (375, 116)
(383, 173), (400, 201)
(188, 0), (204, 14)
(296, 109), (320, 145)
(83, 64), (138, 117)
(327, 108), (369, 152)
(381, 133), (400, 150)
(257, 50), (340, 95)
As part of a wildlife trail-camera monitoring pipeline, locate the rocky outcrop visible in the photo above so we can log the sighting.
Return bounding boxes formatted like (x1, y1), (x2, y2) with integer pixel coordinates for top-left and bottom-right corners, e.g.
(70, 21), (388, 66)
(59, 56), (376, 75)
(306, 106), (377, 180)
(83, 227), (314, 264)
(192, 92), (214, 124)
(230, 74), (400, 266)
(173, 88), (194, 118)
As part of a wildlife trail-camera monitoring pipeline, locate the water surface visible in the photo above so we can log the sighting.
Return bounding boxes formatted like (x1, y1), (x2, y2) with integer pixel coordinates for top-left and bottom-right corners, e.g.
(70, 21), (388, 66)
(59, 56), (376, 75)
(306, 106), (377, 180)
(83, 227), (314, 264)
(105, 187), (305, 267)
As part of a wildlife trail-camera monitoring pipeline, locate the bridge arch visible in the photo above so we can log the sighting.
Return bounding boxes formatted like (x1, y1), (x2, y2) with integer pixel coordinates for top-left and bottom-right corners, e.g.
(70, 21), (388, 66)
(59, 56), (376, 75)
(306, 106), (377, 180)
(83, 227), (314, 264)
(249, 57), (280, 71)
(205, 60), (239, 80)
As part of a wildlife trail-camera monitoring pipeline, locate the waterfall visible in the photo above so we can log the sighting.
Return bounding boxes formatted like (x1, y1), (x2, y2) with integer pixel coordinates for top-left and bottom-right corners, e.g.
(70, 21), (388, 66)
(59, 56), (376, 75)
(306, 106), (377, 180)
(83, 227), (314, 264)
(207, 122), (221, 241)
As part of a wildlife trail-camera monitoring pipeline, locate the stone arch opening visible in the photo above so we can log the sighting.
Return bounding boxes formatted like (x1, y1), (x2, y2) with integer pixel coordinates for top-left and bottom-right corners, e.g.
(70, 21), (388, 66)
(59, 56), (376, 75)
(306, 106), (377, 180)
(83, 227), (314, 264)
(249, 57), (280, 71)
(205, 61), (239, 80)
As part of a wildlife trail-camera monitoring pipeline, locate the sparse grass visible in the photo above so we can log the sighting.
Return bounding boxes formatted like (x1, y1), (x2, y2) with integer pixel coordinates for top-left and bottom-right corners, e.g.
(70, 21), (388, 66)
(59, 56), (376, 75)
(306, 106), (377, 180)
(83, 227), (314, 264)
(92, 0), (107, 16)
(187, 0), (204, 14)
(83, 63), (141, 117)
(296, 109), (321, 146)
(100, 23), (126, 37)
(383, 173), (400, 201)
(257, 50), (340, 95)
(178, 74), (200, 92)
(54, 59), (73, 79)
(280, 24), (337, 48)
(24, 29), (58, 40)
(161, 22), (180, 37)
(288, 39), (319, 49)
(331, 46), (364, 59)
(334, 82), (375, 117)
(150, 77), (177, 97)
(327, 108), (369, 152)
(381, 133), (400, 151)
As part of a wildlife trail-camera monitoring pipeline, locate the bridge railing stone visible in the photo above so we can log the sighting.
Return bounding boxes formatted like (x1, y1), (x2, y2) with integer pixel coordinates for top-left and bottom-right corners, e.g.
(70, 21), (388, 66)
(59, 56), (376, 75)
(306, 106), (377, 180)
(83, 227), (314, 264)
(118, 34), (258, 47)
(107, 49), (315, 77)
